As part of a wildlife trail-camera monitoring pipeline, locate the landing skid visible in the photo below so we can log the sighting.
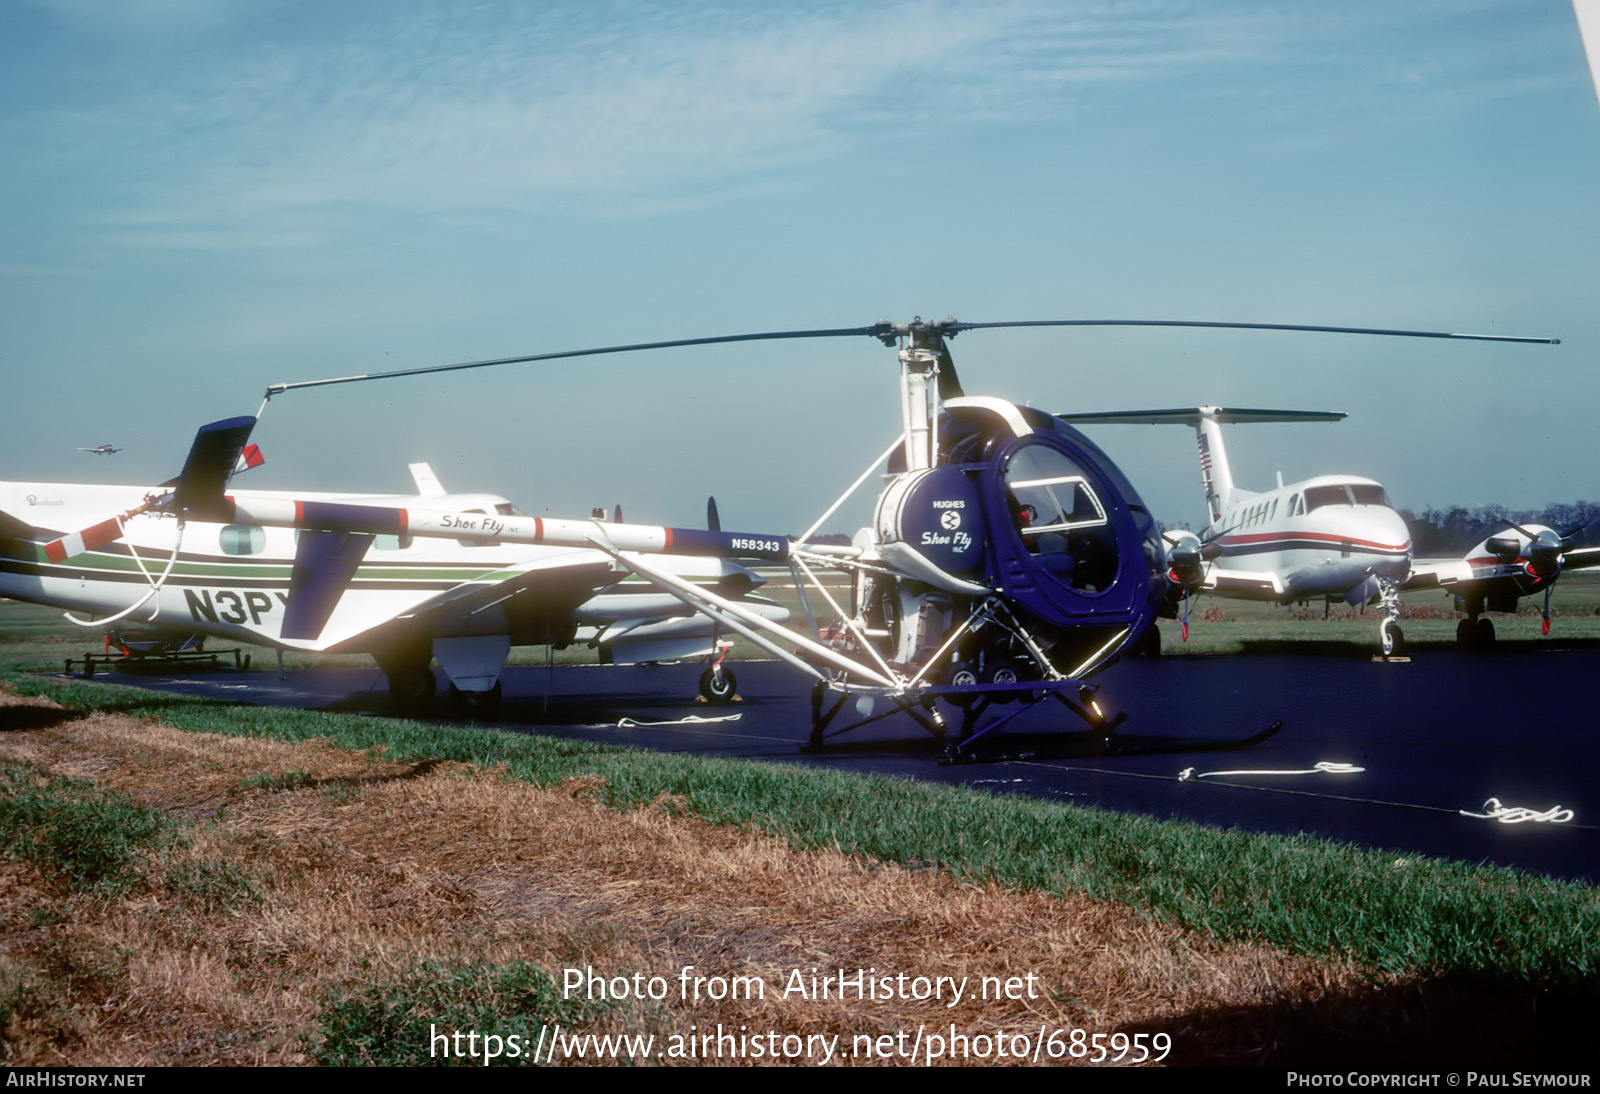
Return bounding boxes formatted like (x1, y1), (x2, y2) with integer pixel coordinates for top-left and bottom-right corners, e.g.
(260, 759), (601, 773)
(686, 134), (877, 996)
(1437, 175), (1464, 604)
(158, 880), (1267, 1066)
(948, 717), (1285, 765)
(805, 677), (1132, 762)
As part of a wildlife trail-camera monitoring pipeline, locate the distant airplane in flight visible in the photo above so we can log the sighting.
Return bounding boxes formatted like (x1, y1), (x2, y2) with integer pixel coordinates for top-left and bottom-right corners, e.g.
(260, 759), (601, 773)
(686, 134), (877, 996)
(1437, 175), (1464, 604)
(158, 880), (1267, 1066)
(78, 444), (122, 456)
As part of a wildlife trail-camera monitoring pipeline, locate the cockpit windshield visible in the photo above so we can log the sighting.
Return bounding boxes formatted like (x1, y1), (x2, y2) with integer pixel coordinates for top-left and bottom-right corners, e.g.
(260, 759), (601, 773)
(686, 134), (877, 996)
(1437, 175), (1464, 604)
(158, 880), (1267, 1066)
(1304, 483), (1390, 512)
(1004, 443), (1117, 592)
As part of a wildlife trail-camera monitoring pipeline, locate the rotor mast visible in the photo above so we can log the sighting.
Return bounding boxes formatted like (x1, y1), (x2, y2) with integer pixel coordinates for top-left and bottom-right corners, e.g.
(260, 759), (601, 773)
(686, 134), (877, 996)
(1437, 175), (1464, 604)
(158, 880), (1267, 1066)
(898, 322), (946, 473)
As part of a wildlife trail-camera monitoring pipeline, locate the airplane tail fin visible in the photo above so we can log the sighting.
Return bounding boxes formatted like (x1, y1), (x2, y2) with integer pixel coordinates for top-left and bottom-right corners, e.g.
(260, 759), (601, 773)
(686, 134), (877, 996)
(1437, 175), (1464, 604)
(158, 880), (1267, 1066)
(1059, 406), (1344, 526)
(409, 462), (446, 496)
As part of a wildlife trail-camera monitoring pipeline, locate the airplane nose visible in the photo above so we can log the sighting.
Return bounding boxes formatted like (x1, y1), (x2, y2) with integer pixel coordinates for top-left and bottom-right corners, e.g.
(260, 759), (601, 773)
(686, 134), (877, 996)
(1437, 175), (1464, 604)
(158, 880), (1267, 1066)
(1328, 505), (1412, 576)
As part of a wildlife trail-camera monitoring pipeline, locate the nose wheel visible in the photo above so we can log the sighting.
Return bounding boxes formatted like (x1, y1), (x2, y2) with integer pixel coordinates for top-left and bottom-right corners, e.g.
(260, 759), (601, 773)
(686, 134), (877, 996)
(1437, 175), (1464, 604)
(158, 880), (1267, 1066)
(699, 665), (738, 703)
(1376, 578), (1405, 659)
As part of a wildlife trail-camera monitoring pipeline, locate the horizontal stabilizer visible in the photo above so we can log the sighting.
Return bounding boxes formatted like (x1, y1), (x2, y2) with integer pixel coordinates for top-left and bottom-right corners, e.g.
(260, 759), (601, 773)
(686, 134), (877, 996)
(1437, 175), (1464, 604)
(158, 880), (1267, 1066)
(1060, 408), (1345, 426)
(281, 529), (375, 640)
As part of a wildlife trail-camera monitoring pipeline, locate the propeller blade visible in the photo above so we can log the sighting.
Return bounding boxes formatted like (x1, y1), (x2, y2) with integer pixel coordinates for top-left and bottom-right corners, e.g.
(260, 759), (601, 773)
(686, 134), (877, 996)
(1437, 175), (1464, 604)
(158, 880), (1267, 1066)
(707, 496), (721, 532)
(613, 504), (623, 524)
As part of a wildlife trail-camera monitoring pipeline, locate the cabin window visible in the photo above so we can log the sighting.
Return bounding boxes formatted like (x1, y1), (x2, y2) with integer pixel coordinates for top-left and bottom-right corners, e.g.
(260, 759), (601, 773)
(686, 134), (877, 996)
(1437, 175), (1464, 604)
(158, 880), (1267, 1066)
(219, 525), (266, 556)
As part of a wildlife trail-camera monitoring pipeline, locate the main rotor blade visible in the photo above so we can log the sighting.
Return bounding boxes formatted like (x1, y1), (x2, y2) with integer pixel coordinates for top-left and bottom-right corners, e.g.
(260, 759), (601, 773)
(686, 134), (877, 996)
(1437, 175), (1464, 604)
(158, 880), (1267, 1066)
(266, 316), (1557, 400)
(942, 319), (1560, 344)
(267, 323), (894, 396)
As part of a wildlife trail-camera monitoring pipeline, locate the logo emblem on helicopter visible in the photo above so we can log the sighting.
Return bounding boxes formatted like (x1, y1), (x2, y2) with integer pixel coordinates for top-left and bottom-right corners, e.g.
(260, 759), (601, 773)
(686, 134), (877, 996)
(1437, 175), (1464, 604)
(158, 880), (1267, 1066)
(940, 510), (961, 531)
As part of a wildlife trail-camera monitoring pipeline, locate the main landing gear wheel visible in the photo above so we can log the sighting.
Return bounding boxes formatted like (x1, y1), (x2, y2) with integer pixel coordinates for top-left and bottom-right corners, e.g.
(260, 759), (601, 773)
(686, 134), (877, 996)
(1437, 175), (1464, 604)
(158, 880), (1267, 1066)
(1476, 617), (1496, 648)
(1380, 619), (1404, 657)
(699, 666), (737, 703)
(388, 665), (437, 711)
(1456, 618), (1474, 646)
(984, 663), (1023, 704)
(448, 681), (502, 716)
(946, 664), (980, 708)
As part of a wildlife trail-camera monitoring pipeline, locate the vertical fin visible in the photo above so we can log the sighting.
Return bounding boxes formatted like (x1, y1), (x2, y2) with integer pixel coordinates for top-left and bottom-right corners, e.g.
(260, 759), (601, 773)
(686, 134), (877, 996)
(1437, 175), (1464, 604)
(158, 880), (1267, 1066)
(1193, 407), (1236, 527)
(409, 463), (446, 496)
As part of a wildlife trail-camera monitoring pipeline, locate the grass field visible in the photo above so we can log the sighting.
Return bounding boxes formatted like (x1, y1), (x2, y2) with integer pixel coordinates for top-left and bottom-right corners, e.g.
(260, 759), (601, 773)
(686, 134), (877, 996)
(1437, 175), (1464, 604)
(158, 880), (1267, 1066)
(0, 591), (1596, 1066)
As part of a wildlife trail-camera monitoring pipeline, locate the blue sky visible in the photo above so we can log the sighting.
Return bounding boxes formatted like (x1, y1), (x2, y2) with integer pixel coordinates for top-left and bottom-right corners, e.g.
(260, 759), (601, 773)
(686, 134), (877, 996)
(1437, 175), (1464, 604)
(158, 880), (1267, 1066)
(3, 0), (1597, 534)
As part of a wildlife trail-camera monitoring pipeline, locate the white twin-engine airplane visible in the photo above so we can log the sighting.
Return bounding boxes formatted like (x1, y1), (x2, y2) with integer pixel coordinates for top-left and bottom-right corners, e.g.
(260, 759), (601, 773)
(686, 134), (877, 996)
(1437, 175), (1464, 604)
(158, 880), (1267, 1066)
(1062, 407), (1415, 654)
(0, 417), (788, 711)
(1062, 406), (1600, 653)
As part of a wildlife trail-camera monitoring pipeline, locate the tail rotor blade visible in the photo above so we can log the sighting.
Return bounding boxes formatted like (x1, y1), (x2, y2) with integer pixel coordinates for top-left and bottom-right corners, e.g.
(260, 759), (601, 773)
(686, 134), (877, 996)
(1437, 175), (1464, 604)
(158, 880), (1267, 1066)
(171, 416), (256, 521)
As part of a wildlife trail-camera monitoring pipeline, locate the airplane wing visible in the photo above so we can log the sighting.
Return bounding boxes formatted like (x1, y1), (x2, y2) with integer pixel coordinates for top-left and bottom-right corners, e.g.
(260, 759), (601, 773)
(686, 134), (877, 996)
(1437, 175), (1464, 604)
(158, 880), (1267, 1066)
(303, 551), (621, 651)
(1402, 557), (1479, 591)
(1407, 546), (1600, 591)
(393, 553), (618, 625)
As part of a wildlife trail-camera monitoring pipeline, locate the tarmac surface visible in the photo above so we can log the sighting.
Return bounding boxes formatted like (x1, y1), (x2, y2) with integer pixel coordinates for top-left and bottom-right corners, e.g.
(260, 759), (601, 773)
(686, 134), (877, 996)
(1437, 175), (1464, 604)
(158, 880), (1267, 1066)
(73, 642), (1599, 883)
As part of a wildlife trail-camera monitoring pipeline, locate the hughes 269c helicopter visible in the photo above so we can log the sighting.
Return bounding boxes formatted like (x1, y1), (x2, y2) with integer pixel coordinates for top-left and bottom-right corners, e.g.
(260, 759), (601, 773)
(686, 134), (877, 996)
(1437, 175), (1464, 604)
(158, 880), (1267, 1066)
(5, 317), (1554, 757)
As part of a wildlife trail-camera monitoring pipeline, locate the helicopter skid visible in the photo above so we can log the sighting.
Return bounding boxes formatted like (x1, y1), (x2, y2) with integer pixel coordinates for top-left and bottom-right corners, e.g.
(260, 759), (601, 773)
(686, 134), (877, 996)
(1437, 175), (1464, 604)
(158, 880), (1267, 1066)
(804, 676), (1119, 757)
(947, 718), (1286, 765)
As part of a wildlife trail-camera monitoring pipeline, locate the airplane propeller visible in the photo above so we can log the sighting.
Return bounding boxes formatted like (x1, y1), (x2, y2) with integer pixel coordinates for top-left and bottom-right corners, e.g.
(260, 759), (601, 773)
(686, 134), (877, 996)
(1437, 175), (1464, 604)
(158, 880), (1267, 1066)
(1159, 530), (1208, 642)
(1487, 519), (1595, 635)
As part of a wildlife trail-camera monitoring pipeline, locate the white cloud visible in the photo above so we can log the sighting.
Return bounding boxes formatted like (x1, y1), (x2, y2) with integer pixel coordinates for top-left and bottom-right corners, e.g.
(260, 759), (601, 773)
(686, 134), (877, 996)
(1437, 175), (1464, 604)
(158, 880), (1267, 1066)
(3, 0), (1570, 254)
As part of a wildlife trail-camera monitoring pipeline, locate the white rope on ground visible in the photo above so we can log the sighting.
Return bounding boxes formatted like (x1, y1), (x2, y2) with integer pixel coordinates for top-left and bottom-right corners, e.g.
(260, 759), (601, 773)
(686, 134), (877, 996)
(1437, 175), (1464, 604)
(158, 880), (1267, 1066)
(1178, 761), (1364, 782)
(1010, 760), (1597, 830)
(1459, 798), (1574, 824)
(617, 714), (744, 728)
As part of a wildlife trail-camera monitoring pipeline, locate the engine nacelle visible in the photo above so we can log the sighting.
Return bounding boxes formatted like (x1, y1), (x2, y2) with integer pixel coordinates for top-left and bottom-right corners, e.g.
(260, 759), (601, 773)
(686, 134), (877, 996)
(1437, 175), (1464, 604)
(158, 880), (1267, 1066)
(1163, 530), (1204, 589)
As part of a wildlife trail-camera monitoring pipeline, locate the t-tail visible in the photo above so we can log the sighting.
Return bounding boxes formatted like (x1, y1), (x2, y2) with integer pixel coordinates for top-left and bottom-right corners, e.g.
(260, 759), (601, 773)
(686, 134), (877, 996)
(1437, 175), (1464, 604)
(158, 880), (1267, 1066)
(1058, 407), (1345, 526)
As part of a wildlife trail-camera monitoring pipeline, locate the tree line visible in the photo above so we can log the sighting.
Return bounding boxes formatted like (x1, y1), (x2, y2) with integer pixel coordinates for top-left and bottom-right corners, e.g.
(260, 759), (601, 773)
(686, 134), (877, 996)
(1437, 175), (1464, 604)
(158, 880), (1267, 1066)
(1402, 501), (1600, 555)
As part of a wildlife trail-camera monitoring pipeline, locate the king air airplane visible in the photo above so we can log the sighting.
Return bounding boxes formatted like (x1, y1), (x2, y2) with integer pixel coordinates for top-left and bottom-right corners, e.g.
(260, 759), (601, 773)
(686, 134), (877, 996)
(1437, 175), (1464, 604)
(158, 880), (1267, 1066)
(0, 418), (788, 711)
(1061, 407), (1416, 655)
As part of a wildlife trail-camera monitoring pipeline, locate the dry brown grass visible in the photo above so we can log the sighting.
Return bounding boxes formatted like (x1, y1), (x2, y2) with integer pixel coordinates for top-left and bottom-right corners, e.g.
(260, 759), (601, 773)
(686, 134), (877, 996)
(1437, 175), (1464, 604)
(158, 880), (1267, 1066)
(0, 688), (1391, 1066)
